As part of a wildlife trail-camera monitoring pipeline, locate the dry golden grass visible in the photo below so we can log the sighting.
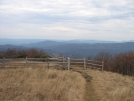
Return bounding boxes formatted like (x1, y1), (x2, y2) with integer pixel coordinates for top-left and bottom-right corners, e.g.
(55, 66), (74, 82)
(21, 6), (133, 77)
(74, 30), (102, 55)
(1, 63), (133, 101)
(0, 67), (86, 101)
(85, 68), (134, 101)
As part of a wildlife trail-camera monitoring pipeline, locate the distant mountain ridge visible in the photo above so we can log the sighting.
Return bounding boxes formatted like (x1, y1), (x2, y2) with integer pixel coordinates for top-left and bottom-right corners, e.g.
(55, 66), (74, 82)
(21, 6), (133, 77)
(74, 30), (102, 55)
(0, 38), (130, 45)
(0, 40), (134, 58)
(0, 44), (27, 51)
(0, 39), (46, 45)
(22, 40), (64, 48)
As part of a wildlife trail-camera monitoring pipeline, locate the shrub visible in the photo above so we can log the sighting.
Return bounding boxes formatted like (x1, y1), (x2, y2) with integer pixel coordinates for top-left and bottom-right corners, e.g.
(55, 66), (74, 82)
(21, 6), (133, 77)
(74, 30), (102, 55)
(112, 51), (134, 76)
(94, 52), (113, 71)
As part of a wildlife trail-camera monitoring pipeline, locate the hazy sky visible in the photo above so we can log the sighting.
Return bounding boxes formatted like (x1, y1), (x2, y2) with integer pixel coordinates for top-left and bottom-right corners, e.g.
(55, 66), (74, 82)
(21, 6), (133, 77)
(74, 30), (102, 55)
(0, 0), (134, 41)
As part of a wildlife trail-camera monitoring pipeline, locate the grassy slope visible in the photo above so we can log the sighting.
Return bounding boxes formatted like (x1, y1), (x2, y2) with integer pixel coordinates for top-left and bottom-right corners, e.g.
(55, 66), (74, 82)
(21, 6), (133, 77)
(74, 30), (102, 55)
(85, 68), (134, 101)
(0, 68), (86, 101)
(72, 66), (134, 101)
(0, 67), (134, 101)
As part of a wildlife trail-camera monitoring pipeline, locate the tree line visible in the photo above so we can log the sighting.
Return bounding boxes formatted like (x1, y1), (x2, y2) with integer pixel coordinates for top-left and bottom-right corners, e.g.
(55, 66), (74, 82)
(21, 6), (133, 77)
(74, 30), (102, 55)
(92, 51), (134, 76)
(0, 48), (51, 59)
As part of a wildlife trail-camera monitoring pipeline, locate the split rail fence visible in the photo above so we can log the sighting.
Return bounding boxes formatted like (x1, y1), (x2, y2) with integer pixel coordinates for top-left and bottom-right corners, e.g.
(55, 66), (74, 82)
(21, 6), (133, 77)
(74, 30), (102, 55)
(0, 57), (104, 71)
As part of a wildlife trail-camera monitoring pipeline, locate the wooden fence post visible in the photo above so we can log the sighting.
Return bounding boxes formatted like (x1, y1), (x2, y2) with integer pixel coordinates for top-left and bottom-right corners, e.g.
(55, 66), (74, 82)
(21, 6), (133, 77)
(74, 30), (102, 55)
(84, 58), (86, 70)
(102, 61), (104, 71)
(26, 57), (28, 67)
(62, 56), (64, 68)
(3, 57), (5, 68)
(47, 58), (49, 69)
(68, 57), (70, 70)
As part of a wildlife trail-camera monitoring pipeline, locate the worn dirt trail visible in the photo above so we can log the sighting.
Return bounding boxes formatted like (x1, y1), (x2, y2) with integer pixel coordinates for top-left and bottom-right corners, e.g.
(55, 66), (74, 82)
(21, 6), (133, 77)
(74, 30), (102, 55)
(72, 68), (100, 101)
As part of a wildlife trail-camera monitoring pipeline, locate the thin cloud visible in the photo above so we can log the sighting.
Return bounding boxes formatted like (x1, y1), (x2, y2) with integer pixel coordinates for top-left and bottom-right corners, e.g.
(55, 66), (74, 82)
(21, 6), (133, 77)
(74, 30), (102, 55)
(0, 0), (134, 41)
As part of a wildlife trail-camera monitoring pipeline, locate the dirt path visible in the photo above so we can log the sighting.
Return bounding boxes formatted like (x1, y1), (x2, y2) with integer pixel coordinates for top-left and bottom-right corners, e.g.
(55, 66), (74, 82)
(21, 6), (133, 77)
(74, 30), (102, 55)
(72, 69), (100, 101)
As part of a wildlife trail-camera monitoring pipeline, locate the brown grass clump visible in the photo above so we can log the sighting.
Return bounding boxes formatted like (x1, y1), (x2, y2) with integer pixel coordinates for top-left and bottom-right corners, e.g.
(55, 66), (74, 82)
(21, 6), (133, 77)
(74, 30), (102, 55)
(85, 68), (134, 101)
(0, 68), (86, 101)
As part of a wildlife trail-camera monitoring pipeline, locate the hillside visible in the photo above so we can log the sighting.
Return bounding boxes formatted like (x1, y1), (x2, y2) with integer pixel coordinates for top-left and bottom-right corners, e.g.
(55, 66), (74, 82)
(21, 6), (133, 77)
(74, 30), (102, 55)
(15, 41), (134, 58)
(0, 67), (133, 101)
(0, 41), (134, 58)
(0, 39), (117, 45)
(0, 39), (45, 45)
(0, 67), (86, 101)
(0, 45), (27, 51)
(73, 67), (134, 101)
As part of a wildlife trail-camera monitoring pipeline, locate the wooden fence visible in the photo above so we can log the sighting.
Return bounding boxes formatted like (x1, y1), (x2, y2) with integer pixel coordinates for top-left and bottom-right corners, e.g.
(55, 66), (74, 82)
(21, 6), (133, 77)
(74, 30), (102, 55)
(0, 57), (104, 71)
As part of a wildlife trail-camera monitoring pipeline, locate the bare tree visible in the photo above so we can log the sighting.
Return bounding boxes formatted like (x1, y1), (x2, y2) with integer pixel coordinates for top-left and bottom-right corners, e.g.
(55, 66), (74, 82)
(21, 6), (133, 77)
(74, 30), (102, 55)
(94, 52), (113, 71)
(112, 51), (134, 76)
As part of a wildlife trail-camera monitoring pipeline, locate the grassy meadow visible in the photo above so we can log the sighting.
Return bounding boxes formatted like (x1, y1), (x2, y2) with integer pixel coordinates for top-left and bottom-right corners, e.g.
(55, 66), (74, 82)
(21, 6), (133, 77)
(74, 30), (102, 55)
(0, 67), (86, 101)
(84, 68), (134, 101)
(0, 66), (134, 101)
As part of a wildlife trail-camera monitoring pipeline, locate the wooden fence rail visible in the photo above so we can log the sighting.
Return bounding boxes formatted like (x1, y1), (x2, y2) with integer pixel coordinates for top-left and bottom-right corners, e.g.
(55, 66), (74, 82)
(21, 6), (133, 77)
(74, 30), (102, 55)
(0, 57), (104, 71)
